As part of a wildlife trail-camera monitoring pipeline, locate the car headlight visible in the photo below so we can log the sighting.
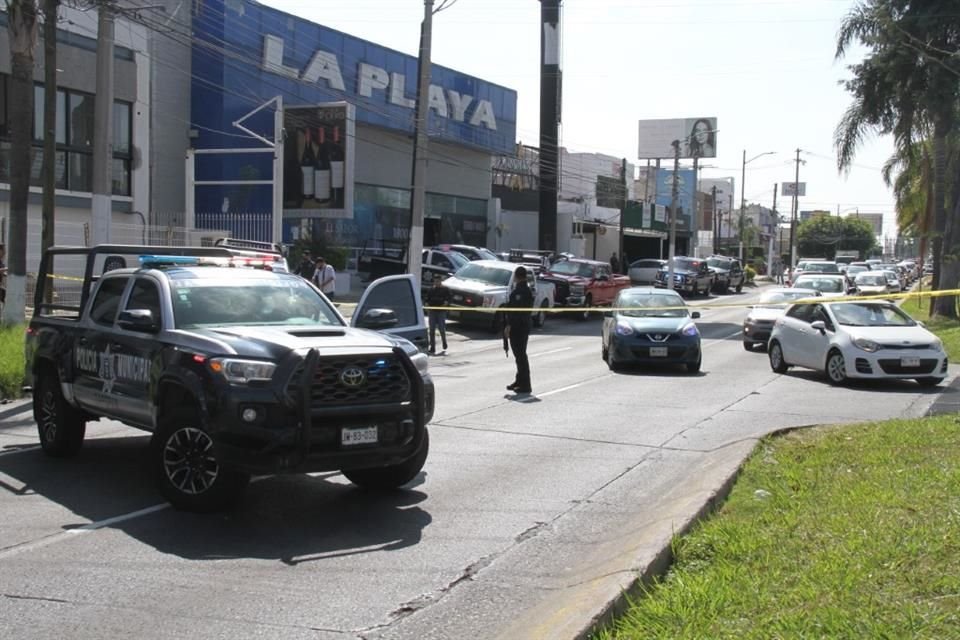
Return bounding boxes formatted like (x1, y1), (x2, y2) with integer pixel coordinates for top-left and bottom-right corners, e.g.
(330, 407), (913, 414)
(410, 352), (430, 376)
(932, 338), (944, 352)
(209, 358), (277, 383)
(615, 321), (634, 336)
(682, 323), (699, 337)
(853, 338), (881, 353)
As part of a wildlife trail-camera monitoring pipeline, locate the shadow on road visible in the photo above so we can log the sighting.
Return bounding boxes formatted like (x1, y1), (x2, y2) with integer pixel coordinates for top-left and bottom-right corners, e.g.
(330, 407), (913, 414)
(0, 433), (433, 563)
(776, 369), (955, 394)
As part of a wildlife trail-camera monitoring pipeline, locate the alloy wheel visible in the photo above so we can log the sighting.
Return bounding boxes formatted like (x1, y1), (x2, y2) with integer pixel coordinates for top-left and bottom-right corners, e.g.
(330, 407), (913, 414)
(39, 390), (58, 443)
(163, 427), (220, 495)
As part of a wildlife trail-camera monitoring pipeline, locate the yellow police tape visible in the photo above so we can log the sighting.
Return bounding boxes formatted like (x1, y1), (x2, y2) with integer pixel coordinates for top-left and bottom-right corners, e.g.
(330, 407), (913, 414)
(422, 287), (957, 313)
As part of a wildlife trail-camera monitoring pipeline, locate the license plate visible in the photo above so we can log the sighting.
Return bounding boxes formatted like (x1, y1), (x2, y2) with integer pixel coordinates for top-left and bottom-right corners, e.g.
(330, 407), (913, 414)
(650, 347), (668, 357)
(900, 357), (921, 368)
(341, 426), (378, 446)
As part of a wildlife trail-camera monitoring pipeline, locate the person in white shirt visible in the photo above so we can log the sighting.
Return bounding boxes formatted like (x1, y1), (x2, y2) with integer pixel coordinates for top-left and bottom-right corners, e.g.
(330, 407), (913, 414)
(313, 257), (336, 300)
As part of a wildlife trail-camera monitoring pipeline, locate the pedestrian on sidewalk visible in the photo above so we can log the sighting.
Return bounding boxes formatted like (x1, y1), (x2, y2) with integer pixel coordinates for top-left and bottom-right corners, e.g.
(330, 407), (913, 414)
(296, 250), (315, 281)
(426, 276), (450, 354)
(504, 265), (533, 394)
(610, 252), (620, 274)
(313, 257), (337, 301)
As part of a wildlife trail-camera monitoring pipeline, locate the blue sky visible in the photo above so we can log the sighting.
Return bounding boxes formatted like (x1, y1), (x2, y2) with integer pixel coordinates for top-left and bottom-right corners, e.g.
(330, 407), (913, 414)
(260, 0), (896, 237)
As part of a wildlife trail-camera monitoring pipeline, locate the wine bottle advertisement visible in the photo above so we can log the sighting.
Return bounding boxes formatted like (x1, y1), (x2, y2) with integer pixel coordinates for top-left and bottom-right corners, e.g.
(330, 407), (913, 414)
(282, 102), (354, 219)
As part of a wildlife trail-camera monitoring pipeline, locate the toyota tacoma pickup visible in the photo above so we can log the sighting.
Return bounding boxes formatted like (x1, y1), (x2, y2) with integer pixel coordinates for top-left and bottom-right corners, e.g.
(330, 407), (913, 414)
(440, 259), (555, 331)
(540, 258), (632, 320)
(705, 255), (746, 294)
(25, 245), (433, 512)
(654, 257), (714, 296)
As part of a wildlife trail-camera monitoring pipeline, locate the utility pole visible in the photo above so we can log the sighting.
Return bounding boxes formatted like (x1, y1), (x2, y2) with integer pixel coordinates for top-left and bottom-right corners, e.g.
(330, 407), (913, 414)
(788, 147), (801, 281)
(667, 139), (680, 288)
(711, 185), (718, 254)
(91, 0), (115, 246)
(739, 149), (746, 262)
(618, 157), (626, 272)
(42, 0), (59, 270)
(538, 0), (561, 252)
(406, 0), (434, 277)
(769, 182), (777, 276)
(692, 155), (699, 257)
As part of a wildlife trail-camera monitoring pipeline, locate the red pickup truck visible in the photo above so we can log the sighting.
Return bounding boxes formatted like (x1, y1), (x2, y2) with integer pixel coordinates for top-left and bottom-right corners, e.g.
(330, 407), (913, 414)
(540, 258), (632, 320)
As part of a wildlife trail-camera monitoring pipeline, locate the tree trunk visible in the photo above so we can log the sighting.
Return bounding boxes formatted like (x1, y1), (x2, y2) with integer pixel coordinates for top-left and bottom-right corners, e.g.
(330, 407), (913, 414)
(2, 1), (39, 326)
(41, 0), (59, 306)
(931, 121), (957, 318)
(932, 155), (960, 319)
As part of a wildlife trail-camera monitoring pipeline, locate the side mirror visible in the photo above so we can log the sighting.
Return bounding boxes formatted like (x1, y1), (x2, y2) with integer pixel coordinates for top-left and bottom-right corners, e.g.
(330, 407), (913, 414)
(691, 311), (701, 319)
(597, 274), (610, 281)
(118, 309), (159, 333)
(357, 308), (399, 330)
(810, 320), (826, 333)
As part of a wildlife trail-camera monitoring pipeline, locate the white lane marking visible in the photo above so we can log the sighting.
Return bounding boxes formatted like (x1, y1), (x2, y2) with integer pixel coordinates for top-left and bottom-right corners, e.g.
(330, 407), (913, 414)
(530, 347), (572, 358)
(539, 377), (608, 398)
(0, 503), (169, 560)
(0, 446), (42, 458)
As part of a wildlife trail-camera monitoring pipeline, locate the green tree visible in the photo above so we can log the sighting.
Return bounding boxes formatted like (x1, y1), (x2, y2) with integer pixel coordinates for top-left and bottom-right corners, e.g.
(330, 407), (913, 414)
(835, 0), (960, 318)
(797, 215), (876, 259)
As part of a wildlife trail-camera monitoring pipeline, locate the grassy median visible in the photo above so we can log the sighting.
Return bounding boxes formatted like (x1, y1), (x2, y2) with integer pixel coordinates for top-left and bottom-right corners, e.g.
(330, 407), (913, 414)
(595, 415), (960, 639)
(0, 324), (25, 400)
(901, 295), (960, 358)
(598, 297), (960, 639)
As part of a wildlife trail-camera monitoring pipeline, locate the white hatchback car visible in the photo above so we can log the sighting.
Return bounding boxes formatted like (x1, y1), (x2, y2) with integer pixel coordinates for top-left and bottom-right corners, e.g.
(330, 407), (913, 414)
(768, 300), (948, 386)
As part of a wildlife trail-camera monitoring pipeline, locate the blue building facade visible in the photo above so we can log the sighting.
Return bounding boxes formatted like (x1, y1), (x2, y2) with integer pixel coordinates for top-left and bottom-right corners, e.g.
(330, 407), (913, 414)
(190, 0), (518, 246)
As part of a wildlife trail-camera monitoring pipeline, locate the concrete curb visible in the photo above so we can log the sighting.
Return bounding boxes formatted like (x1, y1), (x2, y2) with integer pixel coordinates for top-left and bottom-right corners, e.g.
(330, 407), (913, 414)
(0, 398), (32, 422)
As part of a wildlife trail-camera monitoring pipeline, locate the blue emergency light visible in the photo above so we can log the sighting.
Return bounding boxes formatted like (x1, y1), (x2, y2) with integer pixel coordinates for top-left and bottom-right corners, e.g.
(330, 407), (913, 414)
(138, 255), (202, 268)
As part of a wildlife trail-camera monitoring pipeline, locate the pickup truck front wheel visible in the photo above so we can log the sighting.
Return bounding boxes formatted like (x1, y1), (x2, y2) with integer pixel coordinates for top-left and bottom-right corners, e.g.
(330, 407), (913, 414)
(153, 409), (250, 512)
(34, 373), (86, 458)
(533, 301), (548, 328)
(342, 428), (429, 490)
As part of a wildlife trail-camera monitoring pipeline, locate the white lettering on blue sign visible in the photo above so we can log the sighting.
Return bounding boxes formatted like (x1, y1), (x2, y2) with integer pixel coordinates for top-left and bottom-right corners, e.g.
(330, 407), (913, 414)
(261, 35), (498, 130)
(74, 343), (150, 394)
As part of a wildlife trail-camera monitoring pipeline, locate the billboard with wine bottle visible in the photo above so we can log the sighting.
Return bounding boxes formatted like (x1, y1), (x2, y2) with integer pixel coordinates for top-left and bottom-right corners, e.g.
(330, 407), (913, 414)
(282, 102), (355, 219)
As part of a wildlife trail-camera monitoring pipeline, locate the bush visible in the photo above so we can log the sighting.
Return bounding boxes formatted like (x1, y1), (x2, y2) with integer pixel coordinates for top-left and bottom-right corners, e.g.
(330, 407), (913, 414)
(745, 265), (757, 283)
(0, 324), (26, 400)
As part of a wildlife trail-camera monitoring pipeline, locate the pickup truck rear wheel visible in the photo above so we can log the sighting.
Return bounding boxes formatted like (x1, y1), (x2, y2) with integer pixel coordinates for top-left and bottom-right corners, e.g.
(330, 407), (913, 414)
(34, 373), (86, 458)
(153, 408), (250, 512)
(342, 429), (429, 490)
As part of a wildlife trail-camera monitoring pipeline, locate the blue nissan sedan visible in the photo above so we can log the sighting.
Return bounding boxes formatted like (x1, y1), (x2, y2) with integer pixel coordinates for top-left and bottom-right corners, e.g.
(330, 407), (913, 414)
(602, 287), (702, 373)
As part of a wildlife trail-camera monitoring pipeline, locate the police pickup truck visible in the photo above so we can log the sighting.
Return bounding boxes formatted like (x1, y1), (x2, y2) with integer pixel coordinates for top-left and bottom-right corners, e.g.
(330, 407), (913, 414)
(25, 245), (433, 512)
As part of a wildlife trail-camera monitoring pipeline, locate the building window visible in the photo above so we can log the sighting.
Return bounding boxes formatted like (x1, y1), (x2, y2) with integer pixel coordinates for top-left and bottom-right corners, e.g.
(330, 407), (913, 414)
(1, 75), (132, 196)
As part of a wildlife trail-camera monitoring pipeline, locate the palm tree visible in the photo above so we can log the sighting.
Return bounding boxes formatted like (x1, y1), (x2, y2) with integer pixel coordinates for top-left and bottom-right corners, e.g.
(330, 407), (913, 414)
(835, 0), (960, 318)
(883, 139), (934, 265)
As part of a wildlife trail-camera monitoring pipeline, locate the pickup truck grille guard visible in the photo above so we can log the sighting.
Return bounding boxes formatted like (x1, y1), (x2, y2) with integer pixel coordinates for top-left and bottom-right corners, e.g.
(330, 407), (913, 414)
(293, 347), (424, 462)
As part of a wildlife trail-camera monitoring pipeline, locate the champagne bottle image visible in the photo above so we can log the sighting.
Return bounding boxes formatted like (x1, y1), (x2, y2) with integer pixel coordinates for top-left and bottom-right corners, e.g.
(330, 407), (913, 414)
(300, 128), (315, 200)
(283, 124), (302, 207)
(329, 125), (345, 208)
(313, 126), (331, 204)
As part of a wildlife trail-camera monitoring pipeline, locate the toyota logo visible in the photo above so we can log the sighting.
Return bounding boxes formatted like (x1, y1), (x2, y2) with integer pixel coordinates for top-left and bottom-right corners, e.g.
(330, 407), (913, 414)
(339, 366), (367, 387)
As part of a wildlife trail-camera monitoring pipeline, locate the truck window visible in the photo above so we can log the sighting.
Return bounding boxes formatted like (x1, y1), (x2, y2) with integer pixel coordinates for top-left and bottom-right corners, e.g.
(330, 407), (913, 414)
(126, 278), (163, 325)
(89, 277), (129, 326)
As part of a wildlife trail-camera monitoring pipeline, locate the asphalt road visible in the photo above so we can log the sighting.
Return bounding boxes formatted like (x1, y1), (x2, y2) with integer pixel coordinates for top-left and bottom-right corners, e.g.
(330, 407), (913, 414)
(0, 284), (954, 640)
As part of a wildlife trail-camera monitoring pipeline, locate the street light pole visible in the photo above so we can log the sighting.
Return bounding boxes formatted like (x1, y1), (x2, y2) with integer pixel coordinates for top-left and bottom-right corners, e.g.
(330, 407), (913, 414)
(406, 0), (434, 278)
(738, 150), (776, 263)
(667, 139), (681, 288)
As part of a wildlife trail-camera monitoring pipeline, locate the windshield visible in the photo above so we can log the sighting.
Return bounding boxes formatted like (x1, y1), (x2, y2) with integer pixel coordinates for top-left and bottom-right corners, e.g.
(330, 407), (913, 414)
(666, 258), (700, 271)
(847, 266), (868, 275)
(549, 261), (595, 278)
(795, 277), (845, 293)
(171, 277), (342, 328)
(832, 303), (915, 327)
(454, 263), (512, 286)
(707, 257), (732, 269)
(617, 293), (688, 318)
(804, 262), (840, 273)
(447, 252), (470, 270)
(475, 248), (499, 261)
(855, 273), (886, 286)
(757, 290), (817, 307)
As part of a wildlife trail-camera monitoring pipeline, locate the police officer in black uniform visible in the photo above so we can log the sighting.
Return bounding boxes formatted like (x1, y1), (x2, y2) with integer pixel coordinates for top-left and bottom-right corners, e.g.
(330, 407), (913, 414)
(504, 265), (534, 394)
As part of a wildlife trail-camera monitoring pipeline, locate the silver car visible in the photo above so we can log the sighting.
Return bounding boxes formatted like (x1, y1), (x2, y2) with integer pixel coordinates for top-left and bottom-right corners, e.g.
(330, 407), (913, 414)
(628, 258), (667, 285)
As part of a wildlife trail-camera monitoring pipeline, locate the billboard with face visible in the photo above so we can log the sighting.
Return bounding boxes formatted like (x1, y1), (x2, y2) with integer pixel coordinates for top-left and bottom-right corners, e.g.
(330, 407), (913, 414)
(638, 118), (718, 159)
